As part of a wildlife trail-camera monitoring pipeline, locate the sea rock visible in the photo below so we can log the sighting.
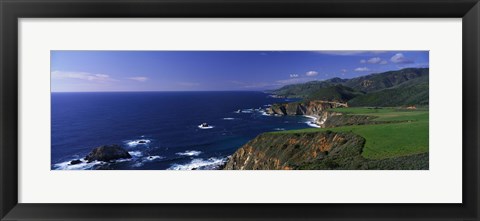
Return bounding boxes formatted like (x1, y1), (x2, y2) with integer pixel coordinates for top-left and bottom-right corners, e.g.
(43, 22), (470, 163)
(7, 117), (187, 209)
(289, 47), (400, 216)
(69, 159), (82, 165)
(84, 145), (132, 163)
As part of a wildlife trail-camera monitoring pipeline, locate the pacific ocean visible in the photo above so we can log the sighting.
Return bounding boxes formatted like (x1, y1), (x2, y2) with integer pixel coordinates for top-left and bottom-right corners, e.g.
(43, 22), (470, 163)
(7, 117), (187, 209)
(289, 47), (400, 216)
(51, 91), (315, 170)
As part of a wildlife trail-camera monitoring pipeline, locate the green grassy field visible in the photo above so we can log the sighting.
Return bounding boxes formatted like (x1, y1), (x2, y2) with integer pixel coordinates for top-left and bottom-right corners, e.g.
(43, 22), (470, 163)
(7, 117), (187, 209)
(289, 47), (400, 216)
(273, 107), (429, 160)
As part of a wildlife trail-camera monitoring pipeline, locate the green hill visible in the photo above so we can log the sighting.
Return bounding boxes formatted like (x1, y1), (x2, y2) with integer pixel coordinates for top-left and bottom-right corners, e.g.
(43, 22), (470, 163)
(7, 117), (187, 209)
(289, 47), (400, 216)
(343, 68), (429, 93)
(271, 80), (333, 98)
(270, 68), (429, 107)
(306, 85), (364, 102)
(348, 75), (429, 107)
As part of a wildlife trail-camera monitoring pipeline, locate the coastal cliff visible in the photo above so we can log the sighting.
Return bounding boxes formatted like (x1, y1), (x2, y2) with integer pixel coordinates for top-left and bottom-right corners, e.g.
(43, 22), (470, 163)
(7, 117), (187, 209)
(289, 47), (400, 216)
(223, 131), (365, 170)
(266, 100), (346, 116)
(266, 100), (373, 128)
(223, 131), (429, 170)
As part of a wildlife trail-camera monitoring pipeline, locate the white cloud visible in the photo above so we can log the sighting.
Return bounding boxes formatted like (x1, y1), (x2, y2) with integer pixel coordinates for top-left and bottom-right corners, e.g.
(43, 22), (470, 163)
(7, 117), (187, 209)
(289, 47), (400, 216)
(289, 74), (299, 78)
(361, 57), (388, 64)
(390, 53), (414, 64)
(354, 67), (370, 72)
(127, 77), (148, 82)
(51, 71), (115, 82)
(367, 57), (382, 64)
(341, 69), (348, 73)
(305, 71), (318, 77)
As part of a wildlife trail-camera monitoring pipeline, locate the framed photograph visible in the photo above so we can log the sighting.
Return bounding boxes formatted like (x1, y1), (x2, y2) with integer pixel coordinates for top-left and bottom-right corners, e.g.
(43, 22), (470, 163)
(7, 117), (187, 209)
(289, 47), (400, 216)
(1, 0), (479, 220)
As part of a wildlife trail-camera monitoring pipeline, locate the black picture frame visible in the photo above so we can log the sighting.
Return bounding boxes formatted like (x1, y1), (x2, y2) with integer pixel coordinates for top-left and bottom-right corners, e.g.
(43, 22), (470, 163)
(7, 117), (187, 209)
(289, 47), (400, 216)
(1, 0), (479, 220)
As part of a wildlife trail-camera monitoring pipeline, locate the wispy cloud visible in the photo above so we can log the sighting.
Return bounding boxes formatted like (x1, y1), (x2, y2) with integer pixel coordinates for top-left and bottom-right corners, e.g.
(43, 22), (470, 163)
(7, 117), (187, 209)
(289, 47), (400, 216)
(305, 71), (319, 77)
(290, 74), (299, 78)
(51, 71), (115, 82)
(390, 53), (414, 64)
(127, 77), (148, 82)
(354, 67), (370, 72)
(361, 57), (388, 64)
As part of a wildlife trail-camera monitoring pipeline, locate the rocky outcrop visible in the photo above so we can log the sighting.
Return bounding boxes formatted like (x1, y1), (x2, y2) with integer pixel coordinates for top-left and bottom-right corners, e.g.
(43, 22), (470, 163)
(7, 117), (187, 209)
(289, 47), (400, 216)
(266, 100), (374, 128)
(266, 100), (346, 116)
(223, 131), (365, 170)
(69, 159), (82, 165)
(84, 145), (132, 162)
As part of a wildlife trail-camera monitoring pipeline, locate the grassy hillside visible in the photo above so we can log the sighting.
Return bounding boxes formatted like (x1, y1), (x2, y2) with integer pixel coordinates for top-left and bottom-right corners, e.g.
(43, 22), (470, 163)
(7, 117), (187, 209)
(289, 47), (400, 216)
(273, 107), (429, 160)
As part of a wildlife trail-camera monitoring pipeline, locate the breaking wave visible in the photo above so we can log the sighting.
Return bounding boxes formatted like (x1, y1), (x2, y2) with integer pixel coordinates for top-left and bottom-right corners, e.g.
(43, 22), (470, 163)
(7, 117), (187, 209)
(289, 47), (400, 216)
(176, 150), (202, 157)
(167, 157), (227, 170)
(53, 159), (103, 170)
(125, 139), (151, 147)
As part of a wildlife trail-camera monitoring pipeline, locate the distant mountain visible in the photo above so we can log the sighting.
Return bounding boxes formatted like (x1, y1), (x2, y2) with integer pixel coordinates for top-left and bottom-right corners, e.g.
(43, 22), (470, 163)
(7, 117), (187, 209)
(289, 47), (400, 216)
(271, 81), (333, 98)
(347, 74), (429, 107)
(306, 85), (364, 102)
(270, 68), (429, 107)
(343, 68), (429, 93)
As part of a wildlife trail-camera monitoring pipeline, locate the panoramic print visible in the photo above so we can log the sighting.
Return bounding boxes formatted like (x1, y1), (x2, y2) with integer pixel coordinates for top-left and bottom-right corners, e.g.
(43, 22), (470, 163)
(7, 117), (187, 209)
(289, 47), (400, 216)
(51, 51), (429, 170)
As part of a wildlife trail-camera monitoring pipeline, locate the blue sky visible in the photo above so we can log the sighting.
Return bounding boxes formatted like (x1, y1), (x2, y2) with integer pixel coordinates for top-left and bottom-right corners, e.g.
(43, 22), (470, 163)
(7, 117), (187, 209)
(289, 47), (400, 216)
(51, 51), (429, 92)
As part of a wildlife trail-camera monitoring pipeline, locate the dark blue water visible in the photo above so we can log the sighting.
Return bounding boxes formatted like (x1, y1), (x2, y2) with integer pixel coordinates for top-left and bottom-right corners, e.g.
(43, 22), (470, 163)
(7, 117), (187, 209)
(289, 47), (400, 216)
(51, 91), (313, 170)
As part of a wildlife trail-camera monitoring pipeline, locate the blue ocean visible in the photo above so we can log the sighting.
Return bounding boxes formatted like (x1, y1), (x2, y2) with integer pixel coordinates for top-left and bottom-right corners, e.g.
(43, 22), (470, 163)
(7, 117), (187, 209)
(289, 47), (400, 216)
(51, 91), (315, 170)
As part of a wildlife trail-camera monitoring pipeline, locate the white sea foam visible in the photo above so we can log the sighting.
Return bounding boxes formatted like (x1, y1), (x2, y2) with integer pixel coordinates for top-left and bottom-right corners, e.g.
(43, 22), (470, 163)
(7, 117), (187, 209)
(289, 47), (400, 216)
(167, 157), (227, 170)
(53, 159), (103, 170)
(115, 158), (133, 163)
(128, 151), (143, 157)
(259, 110), (270, 116)
(125, 139), (151, 147)
(198, 124), (214, 129)
(144, 155), (164, 161)
(304, 115), (321, 128)
(176, 150), (202, 156)
(222, 117), (235, 120)
(131, 155), (165, 167)
(132, 162), (144, 168)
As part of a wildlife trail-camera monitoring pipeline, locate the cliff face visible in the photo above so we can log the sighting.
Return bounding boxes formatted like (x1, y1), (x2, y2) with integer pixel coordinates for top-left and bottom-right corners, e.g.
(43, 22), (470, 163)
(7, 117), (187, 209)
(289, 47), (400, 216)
(266, 101), (372, 128)
(266, 100), (346, 116)
(223, 131), (365, 170)
(223, 131), (429, 170)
